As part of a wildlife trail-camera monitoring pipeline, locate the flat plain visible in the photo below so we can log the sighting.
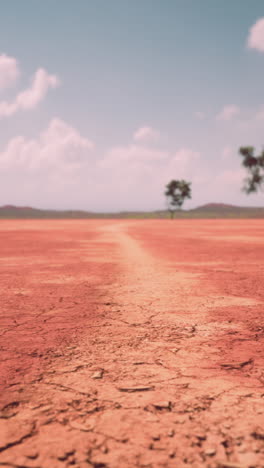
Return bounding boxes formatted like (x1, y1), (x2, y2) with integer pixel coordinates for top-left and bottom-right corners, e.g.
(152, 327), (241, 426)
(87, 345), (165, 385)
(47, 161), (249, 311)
(0, 219), (264, 468)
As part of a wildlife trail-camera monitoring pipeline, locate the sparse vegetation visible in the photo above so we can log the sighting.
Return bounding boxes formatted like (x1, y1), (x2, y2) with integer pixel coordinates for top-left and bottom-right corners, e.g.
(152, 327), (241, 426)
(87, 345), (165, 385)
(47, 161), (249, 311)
(239, 146), (264, 193)
(165, 179), (192, 218)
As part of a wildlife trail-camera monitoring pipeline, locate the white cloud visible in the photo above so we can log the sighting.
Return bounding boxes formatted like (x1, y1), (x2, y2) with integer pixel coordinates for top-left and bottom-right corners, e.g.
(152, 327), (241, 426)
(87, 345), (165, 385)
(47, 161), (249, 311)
(194, 111), (205, 120)
(163, 148), (200, 182)
(100, 144), (167, 169)
(100, 143), (199, 196)
(215, 168), (244, 185)
(216, 105), (240, 121)
(133, 126), (160, 143)
(0, 54), (20, 91)
(0, 118), (94, 170)
(172, 147), (200, 164)
(2, 116), (255, 211)
(96, 142), (201, 211)
(0, 68), (59, 117)
(247, 17), (264, 52)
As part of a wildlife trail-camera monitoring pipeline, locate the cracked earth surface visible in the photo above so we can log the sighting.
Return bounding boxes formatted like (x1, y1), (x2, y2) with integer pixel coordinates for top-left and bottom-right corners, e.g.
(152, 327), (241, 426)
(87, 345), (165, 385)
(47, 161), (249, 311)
(0, 219), (264, 468)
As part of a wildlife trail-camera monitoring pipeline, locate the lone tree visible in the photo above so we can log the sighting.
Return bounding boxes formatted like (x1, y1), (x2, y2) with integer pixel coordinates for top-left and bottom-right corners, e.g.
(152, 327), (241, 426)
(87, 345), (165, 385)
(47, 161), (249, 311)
(165, 179), (191, 218)
(239, 146), (264, 193)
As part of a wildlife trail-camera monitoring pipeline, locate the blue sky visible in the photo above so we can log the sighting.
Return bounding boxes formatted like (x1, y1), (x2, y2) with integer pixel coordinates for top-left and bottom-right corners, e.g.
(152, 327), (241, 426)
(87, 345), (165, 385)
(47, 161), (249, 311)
(1, 0), (264, 211)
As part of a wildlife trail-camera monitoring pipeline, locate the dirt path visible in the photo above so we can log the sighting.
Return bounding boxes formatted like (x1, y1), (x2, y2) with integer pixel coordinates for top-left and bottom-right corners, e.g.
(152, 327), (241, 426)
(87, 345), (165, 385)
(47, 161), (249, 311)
(0, 220), (263, 468)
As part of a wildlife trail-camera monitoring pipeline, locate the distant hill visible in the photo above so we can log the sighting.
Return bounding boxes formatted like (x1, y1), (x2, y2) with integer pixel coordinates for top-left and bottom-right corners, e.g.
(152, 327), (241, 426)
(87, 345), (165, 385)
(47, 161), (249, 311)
(193, 203), (240, 212)
(0, 205), (100, 219)
(0, 203), (264, 219)
(189, 203), (264, 218)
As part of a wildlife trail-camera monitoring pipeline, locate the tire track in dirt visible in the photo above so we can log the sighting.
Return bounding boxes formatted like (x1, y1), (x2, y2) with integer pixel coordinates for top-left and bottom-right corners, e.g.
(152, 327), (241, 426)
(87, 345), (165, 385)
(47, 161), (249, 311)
(0, 220), (263, 468)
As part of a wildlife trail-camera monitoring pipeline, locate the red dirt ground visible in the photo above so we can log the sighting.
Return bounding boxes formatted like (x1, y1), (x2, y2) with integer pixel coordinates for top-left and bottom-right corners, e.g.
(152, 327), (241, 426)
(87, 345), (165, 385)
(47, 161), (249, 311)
(0, 219), (263, 468)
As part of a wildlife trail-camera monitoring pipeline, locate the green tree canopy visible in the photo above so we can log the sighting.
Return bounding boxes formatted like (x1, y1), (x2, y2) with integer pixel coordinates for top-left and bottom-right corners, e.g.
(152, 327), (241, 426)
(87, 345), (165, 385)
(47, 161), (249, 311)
(239, 146), (264, 193)
(165, 179), (191, 218)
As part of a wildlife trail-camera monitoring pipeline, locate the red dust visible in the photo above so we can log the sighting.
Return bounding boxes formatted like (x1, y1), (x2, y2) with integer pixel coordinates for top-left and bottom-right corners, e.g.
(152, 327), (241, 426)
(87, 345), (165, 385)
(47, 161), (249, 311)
(0, 219), (263, 467)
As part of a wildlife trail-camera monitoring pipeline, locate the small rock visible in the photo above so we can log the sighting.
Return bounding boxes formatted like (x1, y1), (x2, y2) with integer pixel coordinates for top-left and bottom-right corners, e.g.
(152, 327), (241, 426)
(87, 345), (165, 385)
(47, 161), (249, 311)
(25, 451), (39, 459)
(217, 463), (246, 468)
(39, 405), (52, 413)
(42, 417), (53, 425)
(251, 430), (264, 440)
(153, 401), (172, 410)
(66, 450), (75, 456)
(118, 385), (155, 393)
(70, 421), (93, 432)
(167, 429), (175, 437)
(169, 450), (176, 458)
(204, 448), (216, 456)
(91, 369), (104, 379)
(224, 424), (231, 429)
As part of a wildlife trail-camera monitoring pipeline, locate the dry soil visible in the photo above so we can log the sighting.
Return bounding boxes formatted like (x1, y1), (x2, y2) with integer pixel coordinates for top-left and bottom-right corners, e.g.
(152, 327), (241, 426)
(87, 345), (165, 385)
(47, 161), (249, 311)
(0, 220), (264, 468)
